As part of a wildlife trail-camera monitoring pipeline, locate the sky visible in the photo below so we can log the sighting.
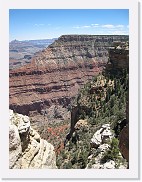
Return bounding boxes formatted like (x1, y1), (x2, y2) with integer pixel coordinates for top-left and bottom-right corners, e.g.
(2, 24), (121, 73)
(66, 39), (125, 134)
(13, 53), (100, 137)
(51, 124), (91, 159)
(9, 9), (129, 41)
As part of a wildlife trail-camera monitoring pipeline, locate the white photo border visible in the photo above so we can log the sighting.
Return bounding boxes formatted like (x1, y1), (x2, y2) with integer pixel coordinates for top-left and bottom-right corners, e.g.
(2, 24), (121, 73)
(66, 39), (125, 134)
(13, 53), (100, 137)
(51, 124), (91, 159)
(0, 0), (139, 179)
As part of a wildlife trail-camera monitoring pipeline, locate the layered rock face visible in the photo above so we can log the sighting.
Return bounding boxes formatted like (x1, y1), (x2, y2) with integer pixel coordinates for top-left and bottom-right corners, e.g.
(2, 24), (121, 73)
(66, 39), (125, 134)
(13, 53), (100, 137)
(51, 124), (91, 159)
(9, 35), (128, 115)
(105, 46), (129, 75)
(9, 110), (57, 169)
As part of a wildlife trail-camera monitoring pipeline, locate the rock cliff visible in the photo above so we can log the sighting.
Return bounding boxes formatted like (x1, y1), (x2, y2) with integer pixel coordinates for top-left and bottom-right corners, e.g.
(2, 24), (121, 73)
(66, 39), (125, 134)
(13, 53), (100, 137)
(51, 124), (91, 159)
(105, 45), (129, 75)
(9, 35), (128, 115)
(9, 110), (57, 169)
(58, 44), (129, 168)
(106, 46), (129, 162)
(119, 124), (129, 162)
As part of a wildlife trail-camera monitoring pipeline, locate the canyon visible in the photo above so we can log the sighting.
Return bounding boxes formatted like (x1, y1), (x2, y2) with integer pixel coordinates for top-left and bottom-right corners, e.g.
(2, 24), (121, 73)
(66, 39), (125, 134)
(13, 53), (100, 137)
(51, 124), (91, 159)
(9, 34), (129, 169)
(9, 35), (128, 116)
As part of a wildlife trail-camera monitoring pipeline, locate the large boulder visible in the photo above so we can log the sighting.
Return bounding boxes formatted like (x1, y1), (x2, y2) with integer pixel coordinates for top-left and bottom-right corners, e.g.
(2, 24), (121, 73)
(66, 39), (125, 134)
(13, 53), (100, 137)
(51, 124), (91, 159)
(74, 119), (89, 131)
(90, 129), (102, 148)
(90, 124), (114, 148)
(9, 123), (22, 169)
(9, 110), (57, 169)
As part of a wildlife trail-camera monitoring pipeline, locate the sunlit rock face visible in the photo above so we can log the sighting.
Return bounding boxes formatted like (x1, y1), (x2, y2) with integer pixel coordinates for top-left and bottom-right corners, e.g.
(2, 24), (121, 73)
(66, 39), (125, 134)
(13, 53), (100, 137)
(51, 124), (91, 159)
(9, 35), (128, 116)
(90, 124), (114, 148)
(9, 110), (57, 169)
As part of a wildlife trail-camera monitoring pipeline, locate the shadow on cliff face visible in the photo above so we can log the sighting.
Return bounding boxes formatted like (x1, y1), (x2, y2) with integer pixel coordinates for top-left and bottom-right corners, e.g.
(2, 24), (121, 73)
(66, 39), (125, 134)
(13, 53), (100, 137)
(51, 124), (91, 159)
(119, 93), (129, 162)
(64, 105), (91, 145)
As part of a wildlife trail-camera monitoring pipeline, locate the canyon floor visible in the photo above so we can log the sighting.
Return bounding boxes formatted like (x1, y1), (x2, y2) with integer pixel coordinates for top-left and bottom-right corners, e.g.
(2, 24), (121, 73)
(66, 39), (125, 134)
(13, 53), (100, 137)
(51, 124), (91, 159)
(30, 107), (71, 155)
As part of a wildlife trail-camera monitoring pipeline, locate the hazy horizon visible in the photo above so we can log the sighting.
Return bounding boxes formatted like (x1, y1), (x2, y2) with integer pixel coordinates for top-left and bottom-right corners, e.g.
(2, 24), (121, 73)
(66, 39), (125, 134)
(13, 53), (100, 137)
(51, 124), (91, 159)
(10, 34), (129, 43)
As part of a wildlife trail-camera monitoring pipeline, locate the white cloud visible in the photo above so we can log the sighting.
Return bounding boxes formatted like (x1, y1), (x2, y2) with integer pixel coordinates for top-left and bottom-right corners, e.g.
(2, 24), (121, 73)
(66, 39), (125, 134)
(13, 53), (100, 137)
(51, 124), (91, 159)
(101, 24), (115, 28)
(73, 24), (125, 29)
(72, 23), (128, 35)
(92, 24), (99, 28)
(91, 23), (99, 26)
(101, 24), (125, 29)
(34, 23), (44, 26)
(82, 25), (91, 28)
(73, 26), (80, 29)
(73, 25), (91, 29)
(116, 25), (124, 28)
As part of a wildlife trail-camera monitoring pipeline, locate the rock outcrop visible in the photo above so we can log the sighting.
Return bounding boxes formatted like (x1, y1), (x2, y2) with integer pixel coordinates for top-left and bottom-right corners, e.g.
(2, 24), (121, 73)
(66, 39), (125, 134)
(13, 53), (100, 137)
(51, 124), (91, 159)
(86, 124), (128, 169)
(9, 35), (128, 115)
(74, 119), (89, 131)
(90, 124), (114, 148)
(105, 45), (129, 75)
(9, 110), (57, 169)
(91, 159), (115, 169)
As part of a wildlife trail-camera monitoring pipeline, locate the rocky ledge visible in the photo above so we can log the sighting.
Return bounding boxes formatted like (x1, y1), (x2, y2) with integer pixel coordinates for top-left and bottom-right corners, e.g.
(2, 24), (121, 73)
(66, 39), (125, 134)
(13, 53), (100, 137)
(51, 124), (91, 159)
(9, 110), (57, 169)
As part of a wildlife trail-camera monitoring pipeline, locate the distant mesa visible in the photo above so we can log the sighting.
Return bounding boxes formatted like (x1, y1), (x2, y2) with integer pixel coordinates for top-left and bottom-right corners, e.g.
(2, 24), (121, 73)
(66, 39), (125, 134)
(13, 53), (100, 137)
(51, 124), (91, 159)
(9, 38), (57, 70)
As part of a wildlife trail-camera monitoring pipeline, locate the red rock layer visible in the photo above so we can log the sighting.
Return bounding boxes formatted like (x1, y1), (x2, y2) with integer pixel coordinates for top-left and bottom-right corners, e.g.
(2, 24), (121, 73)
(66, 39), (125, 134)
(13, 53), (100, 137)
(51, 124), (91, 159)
(9, 60), (104, 115)
(9, 35), (128, 115)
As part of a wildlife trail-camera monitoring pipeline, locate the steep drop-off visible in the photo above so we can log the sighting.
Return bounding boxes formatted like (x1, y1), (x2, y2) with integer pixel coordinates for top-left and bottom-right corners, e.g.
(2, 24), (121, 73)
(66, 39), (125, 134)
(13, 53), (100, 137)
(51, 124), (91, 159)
(9, 35), (128, 115)
(56, 45), (129, 169)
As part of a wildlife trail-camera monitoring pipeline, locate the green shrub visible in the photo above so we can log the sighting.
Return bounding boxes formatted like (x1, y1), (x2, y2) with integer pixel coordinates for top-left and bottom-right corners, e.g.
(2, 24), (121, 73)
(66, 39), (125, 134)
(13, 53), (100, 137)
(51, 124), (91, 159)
(63, 161), (72, 169)
(101, 138), (120, 163)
